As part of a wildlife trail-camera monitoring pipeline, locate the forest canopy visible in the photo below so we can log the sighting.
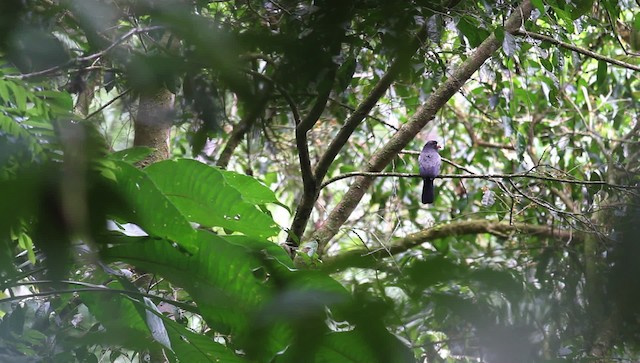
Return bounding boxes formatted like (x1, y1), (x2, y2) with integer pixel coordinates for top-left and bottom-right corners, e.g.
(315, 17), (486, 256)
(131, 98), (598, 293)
(0, 0), (639, 362)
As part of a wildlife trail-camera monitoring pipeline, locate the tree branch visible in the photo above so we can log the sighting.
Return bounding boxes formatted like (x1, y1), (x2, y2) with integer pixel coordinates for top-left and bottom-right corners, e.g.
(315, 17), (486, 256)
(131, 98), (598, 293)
(286, 70), (337, 247)
(322, 219), (578, 272)
(311, 0), (534, 253)
(319, 170), (636, 190)
(4, 26), (164, 80)
(85, 88), (131, 120)
(515, 30), (640, 72)
(216, 89), (272, 169)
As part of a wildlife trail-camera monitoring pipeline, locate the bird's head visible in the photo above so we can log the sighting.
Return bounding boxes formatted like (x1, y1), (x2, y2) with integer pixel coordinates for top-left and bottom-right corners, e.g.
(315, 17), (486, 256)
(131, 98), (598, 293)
(425, 140), (441, 149)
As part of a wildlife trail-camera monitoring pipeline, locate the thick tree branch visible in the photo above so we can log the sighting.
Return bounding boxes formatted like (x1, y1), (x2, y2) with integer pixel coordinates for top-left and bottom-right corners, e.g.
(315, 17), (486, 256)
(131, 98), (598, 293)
(311, 1), (534, 252)
(296, 77), (334, 189)
(515, 30), (640, 72)
(287, 27), (429, 245)
(286, 70), (337, 246)
(322, 219), (578, 272)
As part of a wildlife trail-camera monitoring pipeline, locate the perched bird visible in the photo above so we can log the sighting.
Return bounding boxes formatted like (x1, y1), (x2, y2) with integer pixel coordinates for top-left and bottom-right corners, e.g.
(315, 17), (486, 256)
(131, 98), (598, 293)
(418, 140), (442, 204)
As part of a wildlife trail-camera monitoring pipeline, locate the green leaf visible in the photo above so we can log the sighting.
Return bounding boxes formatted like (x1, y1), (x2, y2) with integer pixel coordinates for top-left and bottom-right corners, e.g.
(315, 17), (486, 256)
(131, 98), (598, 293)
(596, 60), (607, 91)
(108, 160), (198, 253)
(224, 235), (294, 271)
(530, 0), (545, 12)
(0, 80), (11, 102)
(406, 256), (464, 289)
(309, 331), (379, 363)
(516, 132), (527, 162)
(494, 27), (505, 43)
(569, 0), (594, 19)
(35, 90), (73, 112)
(84, 279), (247, 361)
(457, 16), (488, 48)
(145, 159), (279, 239)
(8, 82), (27, 112)
(540, 58), (554, 72)
(279, 327), (415, 363)
(17, 232), (36, 264)
(219, 169), (279, 205)
(168, 319), (247, 362)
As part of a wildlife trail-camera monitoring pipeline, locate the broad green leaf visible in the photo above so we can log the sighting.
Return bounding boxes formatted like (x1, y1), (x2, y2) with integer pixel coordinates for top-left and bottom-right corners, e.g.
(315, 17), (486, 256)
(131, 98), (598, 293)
(108, 160), (198, 253)
(219, 169), (279, 205)
(224, 235), (295, 271)
(168, 319), (247, 362)
(277, 328), (415, 363)
(145, 159), (279, 239)
(457, 16), (489, 48)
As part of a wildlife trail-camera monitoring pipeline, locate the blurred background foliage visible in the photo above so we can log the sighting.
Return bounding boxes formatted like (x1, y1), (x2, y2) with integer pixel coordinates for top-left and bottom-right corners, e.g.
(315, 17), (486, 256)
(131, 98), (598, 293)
(0, 0), (639, 362)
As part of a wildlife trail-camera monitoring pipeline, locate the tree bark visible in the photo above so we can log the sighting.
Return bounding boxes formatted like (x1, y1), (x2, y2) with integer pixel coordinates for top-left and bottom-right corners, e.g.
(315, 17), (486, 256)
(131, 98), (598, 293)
(322, 219), (576, 272)
(134, 88), (175, 167)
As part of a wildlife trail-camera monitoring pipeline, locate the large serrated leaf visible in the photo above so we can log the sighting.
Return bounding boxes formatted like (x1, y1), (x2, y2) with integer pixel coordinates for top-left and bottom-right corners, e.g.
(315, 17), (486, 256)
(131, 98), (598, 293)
(145, 159), (279, 238)
(108, 160), (198, 253)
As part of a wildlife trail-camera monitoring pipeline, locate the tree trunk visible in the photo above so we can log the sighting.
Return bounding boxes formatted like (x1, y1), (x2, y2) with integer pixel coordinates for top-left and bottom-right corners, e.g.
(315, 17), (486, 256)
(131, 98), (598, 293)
(134, 88), (175, 167)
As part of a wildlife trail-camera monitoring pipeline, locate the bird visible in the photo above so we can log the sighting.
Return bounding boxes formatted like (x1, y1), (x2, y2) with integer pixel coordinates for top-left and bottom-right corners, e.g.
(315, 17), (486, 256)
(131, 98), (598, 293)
(418, 140), (442, 204)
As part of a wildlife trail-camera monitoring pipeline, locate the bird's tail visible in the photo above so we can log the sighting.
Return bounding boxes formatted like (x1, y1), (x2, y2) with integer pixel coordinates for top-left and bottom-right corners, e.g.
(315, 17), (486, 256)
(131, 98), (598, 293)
(422, 178), (435, 204)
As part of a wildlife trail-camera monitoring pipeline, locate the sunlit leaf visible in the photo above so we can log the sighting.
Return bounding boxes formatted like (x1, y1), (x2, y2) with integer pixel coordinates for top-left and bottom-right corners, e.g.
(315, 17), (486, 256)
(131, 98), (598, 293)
(145, 159), (279, 239)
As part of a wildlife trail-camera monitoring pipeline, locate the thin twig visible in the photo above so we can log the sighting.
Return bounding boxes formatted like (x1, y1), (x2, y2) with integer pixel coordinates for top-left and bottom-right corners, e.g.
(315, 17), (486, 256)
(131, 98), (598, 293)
(327, 97), (399, 131)
(1, 280), (198, 313)
(85, 88), (131, 120)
